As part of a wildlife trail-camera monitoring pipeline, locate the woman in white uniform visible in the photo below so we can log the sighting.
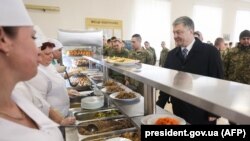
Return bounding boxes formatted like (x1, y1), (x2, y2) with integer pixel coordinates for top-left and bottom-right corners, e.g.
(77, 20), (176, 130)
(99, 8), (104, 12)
(13, 35), (75, 125)
(0, 0), (63, 141)
(28, 41), (70, 117)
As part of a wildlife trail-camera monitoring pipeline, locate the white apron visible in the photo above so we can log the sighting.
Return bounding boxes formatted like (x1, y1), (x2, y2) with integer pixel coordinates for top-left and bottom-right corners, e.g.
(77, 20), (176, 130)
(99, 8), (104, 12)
(41, 64), (70, 117)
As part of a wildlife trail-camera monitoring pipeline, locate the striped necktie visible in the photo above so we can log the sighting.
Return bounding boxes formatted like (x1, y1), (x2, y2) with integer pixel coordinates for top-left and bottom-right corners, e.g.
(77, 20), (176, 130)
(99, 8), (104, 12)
(182, 48), (188, 59)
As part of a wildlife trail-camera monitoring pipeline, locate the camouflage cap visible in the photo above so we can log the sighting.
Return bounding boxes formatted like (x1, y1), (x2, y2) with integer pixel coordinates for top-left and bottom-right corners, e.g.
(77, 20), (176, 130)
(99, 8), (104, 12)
(239, 30), (250, 40)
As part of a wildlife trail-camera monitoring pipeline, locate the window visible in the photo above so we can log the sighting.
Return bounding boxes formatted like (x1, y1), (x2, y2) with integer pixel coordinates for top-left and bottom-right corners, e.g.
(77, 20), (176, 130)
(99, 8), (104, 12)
(234, 10), (250, 42)
(134, 0), (171, 60)
(193, 5), (222, 43)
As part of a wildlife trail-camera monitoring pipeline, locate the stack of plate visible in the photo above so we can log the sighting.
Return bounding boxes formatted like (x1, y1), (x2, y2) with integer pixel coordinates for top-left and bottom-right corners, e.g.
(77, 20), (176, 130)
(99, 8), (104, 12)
(81, 96), (104, 109)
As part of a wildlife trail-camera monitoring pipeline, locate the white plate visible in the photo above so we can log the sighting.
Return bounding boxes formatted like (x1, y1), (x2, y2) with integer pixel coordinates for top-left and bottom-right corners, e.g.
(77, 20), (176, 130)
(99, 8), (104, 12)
(109, 92), (140, 102)
(96, 83), (103, 88)
(90, 76), (103, 81)
(104, 58), (140, 66)
(145, 114), (186, 125)
(81, 96), (104, 109)
(79, 90), (93, 96)
(101, 87), (108, 93)
(106, 137), (131, 141)
(101, 87), (123, 94)
(113, 60), (140, 66)
(140, 114), (156, 125)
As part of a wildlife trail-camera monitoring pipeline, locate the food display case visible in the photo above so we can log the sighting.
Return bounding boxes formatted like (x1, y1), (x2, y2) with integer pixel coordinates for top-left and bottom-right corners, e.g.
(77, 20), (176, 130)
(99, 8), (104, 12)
(61, 30), (250, 140)
(58, 29), (103, 91)
(58, 29), (103, 67)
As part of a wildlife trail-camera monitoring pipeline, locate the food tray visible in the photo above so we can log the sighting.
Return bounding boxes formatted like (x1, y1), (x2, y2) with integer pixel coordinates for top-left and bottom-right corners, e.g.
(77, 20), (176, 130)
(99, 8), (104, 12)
(77, 117), (135, 136)
(81, 129), (140, 141)
(74, 108), (124, 121)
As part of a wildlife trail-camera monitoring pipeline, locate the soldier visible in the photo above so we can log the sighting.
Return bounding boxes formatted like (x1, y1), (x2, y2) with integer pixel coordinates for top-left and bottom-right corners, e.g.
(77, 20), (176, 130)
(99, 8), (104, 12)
(109, 38), (129, 57)
(159, 41), (169, 67)
(214, 37), (229, 61)
(129, 34), (154, 65)
(144, 41), (156, 65)
(103, 39), (111, 56)
(125, 34), (154, 95)
(224, 30), (250, 84)
(194, 31), (203, 42)
(108, 38), (129, 83)
(106, 36), (118, 56)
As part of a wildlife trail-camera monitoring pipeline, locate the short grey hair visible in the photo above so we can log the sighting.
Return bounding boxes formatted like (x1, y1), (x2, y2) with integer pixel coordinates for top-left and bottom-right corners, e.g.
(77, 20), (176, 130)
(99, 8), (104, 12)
(172, 16), (195, 31)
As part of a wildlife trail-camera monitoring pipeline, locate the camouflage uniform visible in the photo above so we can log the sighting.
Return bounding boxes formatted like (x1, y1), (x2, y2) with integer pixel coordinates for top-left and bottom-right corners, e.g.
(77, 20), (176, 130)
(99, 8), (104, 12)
(219, 48), (229, 62)
(126, 48), (154, 95)
(103, 45), (112, 56)
(108, 48), (129, 83)
(108, 48), (129, 58)
(159, 47), (169, 67)
(223, 44), (250, 84)
(146, 47), (156, 65)
(128, 48), (154, 65)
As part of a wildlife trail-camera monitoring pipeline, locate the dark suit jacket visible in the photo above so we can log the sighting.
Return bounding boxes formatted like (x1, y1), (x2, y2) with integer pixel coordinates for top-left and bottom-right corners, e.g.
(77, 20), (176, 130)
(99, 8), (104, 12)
(163, 38), (223, 124)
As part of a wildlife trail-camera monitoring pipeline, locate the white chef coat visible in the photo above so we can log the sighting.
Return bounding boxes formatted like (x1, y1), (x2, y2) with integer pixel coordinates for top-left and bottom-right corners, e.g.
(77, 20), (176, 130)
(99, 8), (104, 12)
(26, 64), (69, 117)
(27, 66), (52, 100)
(13, 82), (51, 116)
(0, 92), (63, 141)
(39, 64), (69, 117)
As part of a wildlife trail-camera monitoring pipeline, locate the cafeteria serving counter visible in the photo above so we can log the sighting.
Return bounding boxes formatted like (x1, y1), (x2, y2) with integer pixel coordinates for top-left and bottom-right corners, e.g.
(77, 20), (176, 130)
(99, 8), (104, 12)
(84, 56), (250, 124)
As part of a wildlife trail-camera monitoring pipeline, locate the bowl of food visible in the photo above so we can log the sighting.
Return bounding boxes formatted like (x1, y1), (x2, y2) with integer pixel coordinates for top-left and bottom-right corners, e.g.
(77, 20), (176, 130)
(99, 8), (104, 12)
(81, 96), (104, 109)
(146, 114), (186, 125)
(110, 91), (140, 102)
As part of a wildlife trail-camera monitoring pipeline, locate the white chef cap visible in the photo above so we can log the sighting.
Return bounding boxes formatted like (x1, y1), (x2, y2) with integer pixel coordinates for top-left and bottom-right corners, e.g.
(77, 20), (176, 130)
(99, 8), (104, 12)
(0, 0), (33, 26)
(34, 25), (47, 48)
(48, 38), (63, 51)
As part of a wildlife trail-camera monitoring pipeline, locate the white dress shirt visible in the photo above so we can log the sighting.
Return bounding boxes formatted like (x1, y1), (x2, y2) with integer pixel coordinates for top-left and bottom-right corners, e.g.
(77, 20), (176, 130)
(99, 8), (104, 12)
(181, 39), (195, 56)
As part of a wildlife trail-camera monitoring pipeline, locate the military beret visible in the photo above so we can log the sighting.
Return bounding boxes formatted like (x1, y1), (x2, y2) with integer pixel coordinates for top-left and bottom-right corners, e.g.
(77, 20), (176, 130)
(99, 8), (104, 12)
(239, 30), (250, 40)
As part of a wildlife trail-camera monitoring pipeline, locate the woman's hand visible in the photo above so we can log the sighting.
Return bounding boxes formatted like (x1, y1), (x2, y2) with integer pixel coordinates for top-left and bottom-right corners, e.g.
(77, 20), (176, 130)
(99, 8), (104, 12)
(60, 117), (76, 126)
(68, 89), (80, 97)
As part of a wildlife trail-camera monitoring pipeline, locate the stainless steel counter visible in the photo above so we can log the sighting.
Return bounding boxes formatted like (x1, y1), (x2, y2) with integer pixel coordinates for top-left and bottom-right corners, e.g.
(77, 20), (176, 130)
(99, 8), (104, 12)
(82, 57), (250, 124)
(110, 95), (168, 118)
(106, 62), (250, 124)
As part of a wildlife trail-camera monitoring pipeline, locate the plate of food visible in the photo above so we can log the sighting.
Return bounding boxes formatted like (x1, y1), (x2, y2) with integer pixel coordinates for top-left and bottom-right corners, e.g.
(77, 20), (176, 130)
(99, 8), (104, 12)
(106, 137), (131, 141)
(104, 57), (139, 66)
(101, 86), (125, 94)
(110, 91), (140, 102)
(103, 80), (117, 87)
(144, 114), (186, 125)
(90, 75), (103, 81)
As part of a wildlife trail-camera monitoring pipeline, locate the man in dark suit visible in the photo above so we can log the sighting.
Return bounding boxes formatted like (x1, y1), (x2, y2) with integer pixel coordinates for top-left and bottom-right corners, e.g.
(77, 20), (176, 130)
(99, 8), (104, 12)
(156, 16), (223, 124)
